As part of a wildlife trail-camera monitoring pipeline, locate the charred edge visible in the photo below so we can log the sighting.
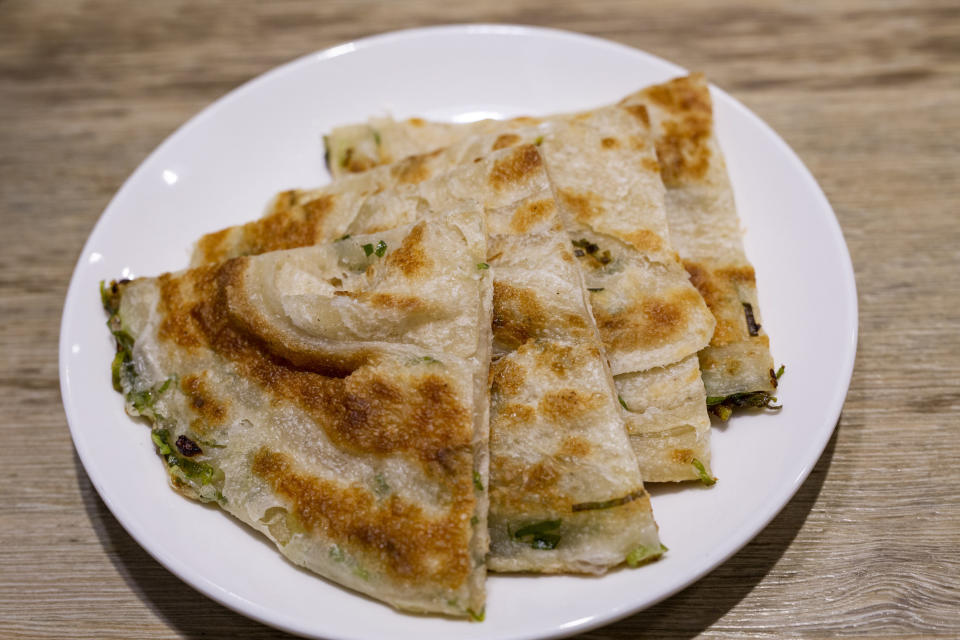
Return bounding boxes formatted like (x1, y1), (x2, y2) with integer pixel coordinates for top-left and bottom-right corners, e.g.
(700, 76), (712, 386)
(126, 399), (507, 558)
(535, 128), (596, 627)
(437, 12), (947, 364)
(706, 391), (781, 420)
(743, 302), (760, 336)
(176, 435), (203, 457)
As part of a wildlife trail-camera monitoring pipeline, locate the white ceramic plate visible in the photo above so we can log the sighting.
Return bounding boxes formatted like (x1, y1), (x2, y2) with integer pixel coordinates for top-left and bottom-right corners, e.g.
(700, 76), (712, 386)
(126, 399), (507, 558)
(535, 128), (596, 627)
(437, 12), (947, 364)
(60, 25), (857, 640)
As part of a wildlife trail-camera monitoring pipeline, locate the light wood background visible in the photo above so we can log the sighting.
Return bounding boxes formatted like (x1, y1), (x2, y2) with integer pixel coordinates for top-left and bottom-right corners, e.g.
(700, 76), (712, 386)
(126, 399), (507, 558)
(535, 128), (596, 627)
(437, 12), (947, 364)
(2, 1), (958, 638)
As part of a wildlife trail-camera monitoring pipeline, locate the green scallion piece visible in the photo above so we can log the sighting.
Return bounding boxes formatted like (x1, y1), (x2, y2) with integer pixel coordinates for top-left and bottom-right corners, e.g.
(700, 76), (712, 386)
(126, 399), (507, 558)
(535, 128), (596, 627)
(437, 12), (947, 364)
(692, 458), (716, 486)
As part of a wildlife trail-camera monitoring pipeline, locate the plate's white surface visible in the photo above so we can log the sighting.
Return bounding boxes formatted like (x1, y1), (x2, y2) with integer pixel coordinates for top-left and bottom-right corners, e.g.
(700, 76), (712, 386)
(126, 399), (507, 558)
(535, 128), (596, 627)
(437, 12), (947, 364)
(59, 25), (857, 640)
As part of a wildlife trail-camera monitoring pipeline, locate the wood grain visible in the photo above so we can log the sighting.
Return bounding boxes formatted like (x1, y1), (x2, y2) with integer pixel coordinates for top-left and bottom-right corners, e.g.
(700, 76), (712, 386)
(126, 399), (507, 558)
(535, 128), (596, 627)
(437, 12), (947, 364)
(2, 0), (959, 638)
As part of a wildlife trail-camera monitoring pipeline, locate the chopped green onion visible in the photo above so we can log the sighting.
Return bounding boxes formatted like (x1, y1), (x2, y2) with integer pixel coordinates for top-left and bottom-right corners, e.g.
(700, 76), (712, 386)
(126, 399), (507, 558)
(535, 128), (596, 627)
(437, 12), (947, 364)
(618, 395), (630, 411)
(692, 458), (716, 486)
(151, 429), (172, 456)
(572, 489), (645, 512)
(374, 240), (387, 257)
(362, 243), (374, 256)
(513, 519), (561, 538)
(467, 608), (485, 622)
(476, 262), (489, 270)
(473, 471), (484, 492)
(625, 543), (666, 567)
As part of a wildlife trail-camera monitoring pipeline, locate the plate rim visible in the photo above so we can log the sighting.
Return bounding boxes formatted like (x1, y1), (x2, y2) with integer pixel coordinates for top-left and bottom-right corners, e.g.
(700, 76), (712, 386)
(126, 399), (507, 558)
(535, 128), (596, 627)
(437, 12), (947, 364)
(59, 23), (858, 640)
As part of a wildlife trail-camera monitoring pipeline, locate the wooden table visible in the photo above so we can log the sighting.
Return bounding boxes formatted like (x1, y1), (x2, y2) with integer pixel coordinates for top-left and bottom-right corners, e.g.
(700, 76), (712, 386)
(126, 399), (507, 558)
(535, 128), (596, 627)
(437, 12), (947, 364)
(2, 1), (958, 637)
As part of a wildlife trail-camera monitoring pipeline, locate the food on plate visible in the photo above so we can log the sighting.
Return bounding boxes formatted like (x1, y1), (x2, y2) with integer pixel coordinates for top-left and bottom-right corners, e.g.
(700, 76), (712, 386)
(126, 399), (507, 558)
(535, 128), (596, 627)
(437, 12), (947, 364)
(101, 71), (782, 619)
(102, 211), (493, 617)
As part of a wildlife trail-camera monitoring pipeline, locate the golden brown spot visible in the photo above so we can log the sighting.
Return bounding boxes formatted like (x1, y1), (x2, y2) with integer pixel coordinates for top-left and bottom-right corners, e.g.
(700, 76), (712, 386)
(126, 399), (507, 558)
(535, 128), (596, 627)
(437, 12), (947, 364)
(601, 137), (620, 149)
(531, 341), (596, 378)
(492, 133), (522, 150)
(523, 461), (561, 492)
(594, 288), (703, 351)
(181, 373), (227, 435)
(559, 436), (591, 458)
(622, 229), (664, 252)
(509, 198), (556, 233)
(365, 293), (425, 312)
(156, 270), (209, 348)
(267, 190), (299, 216)
(384, 222), (432, 278)
(558, 188), (605, 224)
(538, 389), (604, 422)
(389, 153), (435, 185)
(488, 145), (543, 191)
(642, 74), (712, 115)
(655, 116), (712, 186)
(492, 282), (589, 350)
(193, 227), (234, 265)
(224, 192), (337, 258)
(252, 449), (473, 589)
(407, 117), (426, 127)
(491, 403), (536, 436)
(642, 157), (661, 173)
(490, 357), (527, 399)
(671, 448), (695, 464)
(624, 104), (651, 127)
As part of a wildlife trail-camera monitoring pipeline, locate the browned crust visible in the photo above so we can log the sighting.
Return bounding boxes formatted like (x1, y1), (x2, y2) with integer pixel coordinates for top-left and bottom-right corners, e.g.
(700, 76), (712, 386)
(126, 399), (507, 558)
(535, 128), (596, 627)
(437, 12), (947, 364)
(492, 133), (522, 150)
(509, 198), (556, 234)
(492, 281), (589, 351)
(389, 149), (443, 185)
(193, 192), (338, 265)
(153, 259), (474, 468)
(252, 448), (474, 589)
(181, 372), (228, 436)
(638, 74), (715, 187)
(557, 188), (605, 225)
(383, 221), (432, 278)
(488, 145), (543, 191)
(623, 103), (651, 127)
(592, 287), (705, 352)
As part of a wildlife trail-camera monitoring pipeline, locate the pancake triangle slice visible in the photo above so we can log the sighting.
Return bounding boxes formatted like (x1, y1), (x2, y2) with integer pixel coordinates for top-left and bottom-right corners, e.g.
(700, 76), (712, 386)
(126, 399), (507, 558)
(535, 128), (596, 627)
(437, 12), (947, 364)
(102, 209), (493, 618)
